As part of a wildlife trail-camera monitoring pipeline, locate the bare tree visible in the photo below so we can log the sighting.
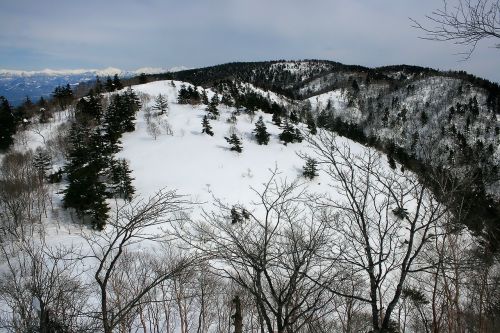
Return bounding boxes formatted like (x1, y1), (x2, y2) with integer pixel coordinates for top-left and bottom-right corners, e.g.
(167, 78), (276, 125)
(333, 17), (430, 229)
(411, 0), (500, 58)
(306, 130), (449, 332)
(0, 150), (49, 239)
(83, 189), (193, 333)
(0, 235), (92, 332)
(179, 170), (338, 333)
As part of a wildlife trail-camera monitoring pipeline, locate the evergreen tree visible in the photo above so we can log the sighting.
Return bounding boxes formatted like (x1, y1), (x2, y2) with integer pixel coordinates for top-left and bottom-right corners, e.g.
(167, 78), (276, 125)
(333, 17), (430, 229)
(221, 92), (233, 106)
(289, 110), (299, 124)
(201, 115), (214, 136)
(52, 84), (73, 109)
(279, 121), (302, 145)
(207, 94), (219, 119)
(63, 123), (110, 230)
(178, 85), (189, 104)
(0, 96), (16, 151)
(113, 74), (123, 90)
(94, 76), (103, 94)
(76, 93), (103, 122)
(272, 110), (282, 126)
(37, 96), (47, 108)
(153, 94), (169, 115)
(201, 90), (209, 104)
(253, 116), (270, 145)
(138, 73), (148, 84)
(302, 157), (319, 180)
(33, 148), (52, 179)
(105, 76), (115, 92)
(306, 112), (317, 135)
(109, 158), (135, 201)
(224, 134), (243, 153)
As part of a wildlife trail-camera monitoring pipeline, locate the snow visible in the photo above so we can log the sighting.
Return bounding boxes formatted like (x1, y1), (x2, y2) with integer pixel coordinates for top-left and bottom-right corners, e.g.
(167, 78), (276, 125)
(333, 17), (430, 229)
(118, 80), (364, 207)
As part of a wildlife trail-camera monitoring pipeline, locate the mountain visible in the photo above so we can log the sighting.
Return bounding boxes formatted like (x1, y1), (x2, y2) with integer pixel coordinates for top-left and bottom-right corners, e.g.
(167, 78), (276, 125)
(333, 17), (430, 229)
(0, 66), (186, 106)
(163, 60), (500, 239)
(1, 64), (499, 332)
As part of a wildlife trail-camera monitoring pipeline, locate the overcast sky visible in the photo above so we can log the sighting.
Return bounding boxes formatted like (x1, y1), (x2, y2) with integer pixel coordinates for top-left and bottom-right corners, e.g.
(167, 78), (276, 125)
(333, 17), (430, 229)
(1, 0), (498, 82)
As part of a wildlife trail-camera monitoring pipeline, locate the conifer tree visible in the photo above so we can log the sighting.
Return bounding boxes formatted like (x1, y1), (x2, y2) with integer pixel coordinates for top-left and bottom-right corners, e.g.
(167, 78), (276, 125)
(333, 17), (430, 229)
(289, 111), (299, 124)
(207, 94), (220, 119)
(94, 76), (103, 94)
(105, 76), (114, 92)
(0, 96), (16, 151)
(52, 84), (73, 109)
(153, 94), (169, 115)
(178, 85), (188, 104)
(33, 148), (52, 179)
(113, 74), (123, 90)
(302, 157), (319, 180)
(109, 158), (135, 201)
(76, 93), (103, 122)
(201, 115), (214, 136)
(221, 92), (233, 106)
(63, 123), (110, 230)
(224, 134), (243, 153)
(272, 110), (282, 126)
(253, 116), (270, 145)
(306, 112), (317, 135)
(279, 121), (301, 145)
(201, 90), (209, 104)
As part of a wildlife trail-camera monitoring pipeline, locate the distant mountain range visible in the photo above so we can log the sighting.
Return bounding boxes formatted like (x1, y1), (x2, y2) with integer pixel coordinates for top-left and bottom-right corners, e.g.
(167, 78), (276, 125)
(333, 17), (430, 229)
(0, 66), (187, 105)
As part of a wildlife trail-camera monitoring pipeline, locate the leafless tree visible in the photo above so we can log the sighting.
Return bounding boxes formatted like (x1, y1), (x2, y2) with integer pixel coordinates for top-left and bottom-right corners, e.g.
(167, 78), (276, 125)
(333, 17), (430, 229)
(411, 0), (500, 58)
(0, 235), (93, 332)
(0, 150), (49, 240)
(83, 189), (193, 333)
(306, 130), (449, 332)
(179, 170), (338, 333)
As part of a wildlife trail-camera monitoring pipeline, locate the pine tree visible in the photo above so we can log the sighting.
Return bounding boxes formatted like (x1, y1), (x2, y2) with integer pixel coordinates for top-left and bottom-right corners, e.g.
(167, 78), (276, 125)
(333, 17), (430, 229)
(153, 94), (169, 115)
(0, 96), (16, 151)
(105, 76), (114, 92)
(52, 84), (73, 109)
(94, 76), (103, 94)
(221, 92), (233, 106)
(63, 124), (110, 230)
(109, 158), (135, 201)
(76, 93), (103, 122)
(306, 112), (317, 135)
(279, 121), (301, 145)
(178, 85), (188, 104)
(201, 115), (214, 136)
(289, 111), (299, 124)
(302, 157), (319, 180)
(113, 74), (123, 90)
(207, 94), (219, 119)
(33, 148), (52, 179)
(272, 110), (282, 126)
(253, 116), (270, 145)
(201, 90), (209, 104)
(225, 134), (243, 153)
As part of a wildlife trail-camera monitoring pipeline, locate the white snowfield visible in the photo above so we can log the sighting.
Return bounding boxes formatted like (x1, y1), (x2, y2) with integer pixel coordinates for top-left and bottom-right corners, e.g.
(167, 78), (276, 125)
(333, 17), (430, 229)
(118, 80), (344, 206)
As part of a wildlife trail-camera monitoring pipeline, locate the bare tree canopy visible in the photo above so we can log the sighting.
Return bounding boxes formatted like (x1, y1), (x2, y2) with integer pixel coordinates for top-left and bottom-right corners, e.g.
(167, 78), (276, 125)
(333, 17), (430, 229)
(411, 0), (500, 58)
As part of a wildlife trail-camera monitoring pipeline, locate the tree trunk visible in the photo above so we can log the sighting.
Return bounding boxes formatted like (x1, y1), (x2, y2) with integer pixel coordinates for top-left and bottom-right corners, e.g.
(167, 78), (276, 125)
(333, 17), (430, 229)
(233, 296), (243, 333)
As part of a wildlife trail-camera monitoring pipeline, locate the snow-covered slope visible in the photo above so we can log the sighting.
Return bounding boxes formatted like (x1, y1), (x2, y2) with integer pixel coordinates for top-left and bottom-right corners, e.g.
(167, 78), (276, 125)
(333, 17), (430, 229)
(118, 81), (365, 206)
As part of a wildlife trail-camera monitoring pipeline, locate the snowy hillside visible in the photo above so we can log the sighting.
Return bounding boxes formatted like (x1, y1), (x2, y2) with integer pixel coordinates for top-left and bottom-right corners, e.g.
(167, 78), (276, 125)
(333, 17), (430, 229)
(0, 73), (496, 333)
